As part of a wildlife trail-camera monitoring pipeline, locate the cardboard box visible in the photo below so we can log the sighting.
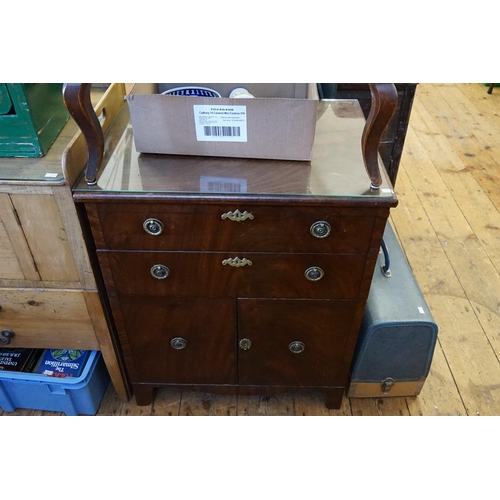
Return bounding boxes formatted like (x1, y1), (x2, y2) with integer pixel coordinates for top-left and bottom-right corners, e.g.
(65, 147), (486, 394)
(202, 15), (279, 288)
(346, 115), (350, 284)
(125, 83), (318, 161)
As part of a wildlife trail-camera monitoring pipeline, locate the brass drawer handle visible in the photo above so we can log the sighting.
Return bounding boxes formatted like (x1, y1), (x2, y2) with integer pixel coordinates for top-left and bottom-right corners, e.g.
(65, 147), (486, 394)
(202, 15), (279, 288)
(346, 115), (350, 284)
(150, 264), (170, 279)
(221, 210), (254, 222)
(310, 221), (331, 238)
(304, 266), (324, 281)
(143, 218), (164, 236)
(239, 338), (252, 350)
(289, 341), (305, 354)
(222, 257), (253, 267)
(171, 337), (187, 350)
(0, 329), (15, 345)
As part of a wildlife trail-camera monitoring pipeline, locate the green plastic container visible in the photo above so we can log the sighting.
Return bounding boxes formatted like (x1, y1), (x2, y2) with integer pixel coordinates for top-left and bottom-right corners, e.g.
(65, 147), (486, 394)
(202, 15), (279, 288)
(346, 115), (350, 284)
(0, 83), (69, 157)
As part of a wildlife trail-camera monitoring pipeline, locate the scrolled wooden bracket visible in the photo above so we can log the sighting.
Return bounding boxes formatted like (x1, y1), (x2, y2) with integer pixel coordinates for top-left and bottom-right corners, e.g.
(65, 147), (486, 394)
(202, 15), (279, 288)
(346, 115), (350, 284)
(361, 83), (398, 190)
(62, 83), (104, 185)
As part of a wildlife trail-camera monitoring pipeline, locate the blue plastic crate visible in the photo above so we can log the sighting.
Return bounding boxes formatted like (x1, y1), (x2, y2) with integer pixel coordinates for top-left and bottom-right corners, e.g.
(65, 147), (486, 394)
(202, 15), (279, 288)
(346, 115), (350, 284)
(0, 351), (109, 416)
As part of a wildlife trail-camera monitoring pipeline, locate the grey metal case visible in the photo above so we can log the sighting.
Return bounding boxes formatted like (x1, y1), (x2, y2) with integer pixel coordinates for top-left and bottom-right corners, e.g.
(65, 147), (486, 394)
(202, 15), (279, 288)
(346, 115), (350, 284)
(348, 222), (438, 397)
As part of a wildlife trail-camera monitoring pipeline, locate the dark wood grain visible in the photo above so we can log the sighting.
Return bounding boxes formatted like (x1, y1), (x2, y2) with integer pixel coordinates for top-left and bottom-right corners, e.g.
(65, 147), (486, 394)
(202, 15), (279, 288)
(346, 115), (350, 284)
(93, 202), (377, 254)
(73, 86), (398, 411)
(238, 299), (358, 386)
(336, 83), (417, 187)
(102, 250), (368, 299)
(362, 84), (398, 189)
(62, 83), (104, 185)
(119, 297), (237, 384)
(74, 202), (132, 400)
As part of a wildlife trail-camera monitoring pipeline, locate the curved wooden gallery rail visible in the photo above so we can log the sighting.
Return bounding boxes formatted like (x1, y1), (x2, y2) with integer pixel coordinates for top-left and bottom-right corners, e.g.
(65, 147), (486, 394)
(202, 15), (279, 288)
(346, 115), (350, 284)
(63, 83), (398, 189)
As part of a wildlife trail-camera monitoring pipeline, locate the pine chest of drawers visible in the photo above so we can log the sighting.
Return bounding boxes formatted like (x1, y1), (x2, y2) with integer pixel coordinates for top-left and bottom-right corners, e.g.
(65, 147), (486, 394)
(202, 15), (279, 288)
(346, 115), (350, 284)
(72, 96), (398, 409)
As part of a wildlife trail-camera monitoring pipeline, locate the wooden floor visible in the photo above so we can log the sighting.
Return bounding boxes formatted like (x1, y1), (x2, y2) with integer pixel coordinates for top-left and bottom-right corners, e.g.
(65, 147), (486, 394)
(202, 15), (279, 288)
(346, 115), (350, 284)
(3, 83), (500, 416)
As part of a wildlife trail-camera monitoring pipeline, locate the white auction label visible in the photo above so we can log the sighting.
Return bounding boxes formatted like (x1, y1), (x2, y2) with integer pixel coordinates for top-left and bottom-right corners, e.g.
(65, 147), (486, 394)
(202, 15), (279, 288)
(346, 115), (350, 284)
(193, 105), (247, 142)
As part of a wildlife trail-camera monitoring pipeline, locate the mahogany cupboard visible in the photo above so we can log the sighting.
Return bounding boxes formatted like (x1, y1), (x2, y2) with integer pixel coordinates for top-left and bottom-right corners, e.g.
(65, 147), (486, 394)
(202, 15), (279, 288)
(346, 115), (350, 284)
(67, 84), (398, 408)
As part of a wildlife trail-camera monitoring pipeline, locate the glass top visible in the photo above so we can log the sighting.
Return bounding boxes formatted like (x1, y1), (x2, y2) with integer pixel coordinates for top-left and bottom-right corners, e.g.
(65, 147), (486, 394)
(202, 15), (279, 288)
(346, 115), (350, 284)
(73, 99), (395, 199)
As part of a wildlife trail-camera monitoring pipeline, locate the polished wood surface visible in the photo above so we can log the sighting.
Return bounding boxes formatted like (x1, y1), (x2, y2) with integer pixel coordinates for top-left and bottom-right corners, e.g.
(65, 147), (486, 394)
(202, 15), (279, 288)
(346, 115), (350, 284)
(336, 83), (417, 187)
(119, 297), (237, 385)
(88, 202), (377, 253)
(101, 250), (368, 299)
(69, 88), (396, 410)
(63, 83), (104, 185)
(237, 299), (360, 386)
(67, 83), (397, 195)
(362, 84), (398, 188)
(73, 99), (396, 197)
(62, 84), (126, 187)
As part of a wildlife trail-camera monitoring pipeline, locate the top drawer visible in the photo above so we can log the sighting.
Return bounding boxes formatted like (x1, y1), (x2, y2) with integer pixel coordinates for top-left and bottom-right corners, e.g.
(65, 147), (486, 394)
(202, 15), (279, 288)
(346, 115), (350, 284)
(91, 202), (376, 253)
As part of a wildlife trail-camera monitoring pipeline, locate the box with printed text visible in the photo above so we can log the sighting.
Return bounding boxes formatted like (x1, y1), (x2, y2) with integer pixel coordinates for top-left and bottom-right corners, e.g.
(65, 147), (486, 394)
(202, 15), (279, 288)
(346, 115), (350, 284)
(34, 349), (91, 378)
(125, 83), (318, 161)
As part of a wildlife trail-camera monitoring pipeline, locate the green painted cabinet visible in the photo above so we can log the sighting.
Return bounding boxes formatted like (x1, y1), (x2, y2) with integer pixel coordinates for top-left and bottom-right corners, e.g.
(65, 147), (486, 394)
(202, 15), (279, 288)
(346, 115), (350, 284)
(0, 83), (69, 157)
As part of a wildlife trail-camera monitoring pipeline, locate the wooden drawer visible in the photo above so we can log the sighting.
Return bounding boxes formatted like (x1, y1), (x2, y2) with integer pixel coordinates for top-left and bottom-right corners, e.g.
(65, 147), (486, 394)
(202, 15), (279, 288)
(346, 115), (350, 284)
(101, 251), (367, 299)
(92, 203), (376, 254)
(0, 288), (99, 350)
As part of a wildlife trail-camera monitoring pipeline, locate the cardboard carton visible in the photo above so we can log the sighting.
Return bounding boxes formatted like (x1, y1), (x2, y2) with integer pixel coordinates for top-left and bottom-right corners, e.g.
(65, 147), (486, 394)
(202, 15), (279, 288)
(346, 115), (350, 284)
(125, 83), (318, 161)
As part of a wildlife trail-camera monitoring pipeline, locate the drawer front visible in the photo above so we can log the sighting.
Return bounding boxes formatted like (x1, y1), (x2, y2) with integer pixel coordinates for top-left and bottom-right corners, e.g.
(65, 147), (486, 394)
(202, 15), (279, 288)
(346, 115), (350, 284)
(115, 296), (237, 385)
(0, 288), (99, 350)
(94, 203), (375, 254)
(102, 251), (366, 299)
(238, 299), (359, 386)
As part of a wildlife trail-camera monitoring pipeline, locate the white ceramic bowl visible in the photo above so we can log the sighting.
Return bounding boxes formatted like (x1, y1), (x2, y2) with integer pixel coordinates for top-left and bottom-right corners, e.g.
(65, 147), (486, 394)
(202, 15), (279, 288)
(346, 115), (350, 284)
(161, 86), (221, 98)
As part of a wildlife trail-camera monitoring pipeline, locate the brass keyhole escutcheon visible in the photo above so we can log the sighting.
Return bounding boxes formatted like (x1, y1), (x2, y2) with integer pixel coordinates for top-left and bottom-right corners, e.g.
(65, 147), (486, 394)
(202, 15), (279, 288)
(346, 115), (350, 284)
(222, 257), (253, 267)
(289, 341), (305, 354)
(143, 218), (164, 236)
(310, 221), (331, 239)
(171, 337), (187, 350)
(304, 266), (324, 281)
(150, 264), (170, 280)
(239, 338), (252, 350)
(221, 210), (254, 222)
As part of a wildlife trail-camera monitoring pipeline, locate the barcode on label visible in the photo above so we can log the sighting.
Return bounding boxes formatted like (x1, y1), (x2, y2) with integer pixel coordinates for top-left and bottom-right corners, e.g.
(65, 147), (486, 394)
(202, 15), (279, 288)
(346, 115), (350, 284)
(203, 126), (241, 137)
(207, 181), (242, 192)
(200, 176), (248, 193)
(194, 104), (247, 142)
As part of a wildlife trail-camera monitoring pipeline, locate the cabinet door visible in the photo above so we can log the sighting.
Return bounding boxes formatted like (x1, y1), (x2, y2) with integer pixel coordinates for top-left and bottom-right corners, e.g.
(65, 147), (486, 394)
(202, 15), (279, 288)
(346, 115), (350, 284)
(117, 296), (237, 385)
(238, 299), (359, 387)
